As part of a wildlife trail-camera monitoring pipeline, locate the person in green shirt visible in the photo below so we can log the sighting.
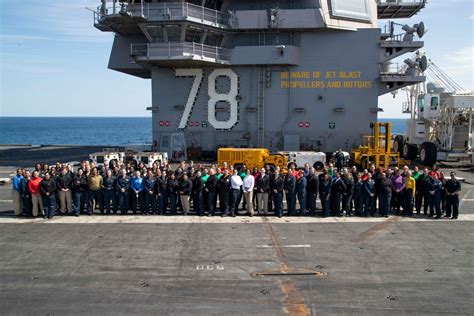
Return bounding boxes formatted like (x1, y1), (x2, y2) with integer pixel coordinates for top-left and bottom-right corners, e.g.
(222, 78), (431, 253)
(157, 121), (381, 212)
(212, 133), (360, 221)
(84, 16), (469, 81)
(412, 166), (422, 180)
(328, 163), (335, 177)
(201, 168), (210, 186)
(216, 168), (223, 181)
(239, 165), (247, 179)
(201, 168), (210, 213)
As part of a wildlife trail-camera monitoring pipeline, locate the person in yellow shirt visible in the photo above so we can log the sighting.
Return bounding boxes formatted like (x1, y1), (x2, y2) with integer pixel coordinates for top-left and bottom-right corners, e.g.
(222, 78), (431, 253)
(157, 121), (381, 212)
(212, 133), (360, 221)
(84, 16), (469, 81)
(403, 170), (416, 217)
(87, 168), (103, 215)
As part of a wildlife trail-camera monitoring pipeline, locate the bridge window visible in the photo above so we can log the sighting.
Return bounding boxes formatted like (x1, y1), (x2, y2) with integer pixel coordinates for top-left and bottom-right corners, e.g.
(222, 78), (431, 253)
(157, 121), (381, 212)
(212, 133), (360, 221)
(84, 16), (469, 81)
(204, 33), (223, 47)
(185, 26), (204, 43)
(430, 96), (439, 111)
(187, 0), (223, 10)
(145, 25), (183, 43)
(418, 95), (425, 112)
(329, 0), (372, 22)
(166, 25), (181, 42)
(146, 25), (165, 42)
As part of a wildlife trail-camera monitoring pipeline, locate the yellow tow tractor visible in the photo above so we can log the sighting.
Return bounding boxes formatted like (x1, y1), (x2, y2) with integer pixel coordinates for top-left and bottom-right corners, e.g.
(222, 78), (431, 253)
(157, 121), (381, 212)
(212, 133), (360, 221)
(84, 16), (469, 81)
(351, 122), (408, 169)
(218, 148), (288, 171)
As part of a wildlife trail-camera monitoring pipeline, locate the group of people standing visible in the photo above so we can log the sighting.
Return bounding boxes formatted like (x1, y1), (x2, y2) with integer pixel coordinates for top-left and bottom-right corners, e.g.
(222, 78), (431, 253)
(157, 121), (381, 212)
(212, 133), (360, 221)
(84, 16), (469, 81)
(318, 164), (461, 219)
(10, 159), (461, 220)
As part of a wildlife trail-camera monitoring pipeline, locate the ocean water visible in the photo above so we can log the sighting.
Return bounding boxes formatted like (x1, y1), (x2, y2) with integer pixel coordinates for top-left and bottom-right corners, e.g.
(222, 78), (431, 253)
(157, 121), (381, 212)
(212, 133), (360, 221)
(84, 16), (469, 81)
(0, 117), (407, 146)
(0, 117), (152, 146)
(379, 119), (407, 135)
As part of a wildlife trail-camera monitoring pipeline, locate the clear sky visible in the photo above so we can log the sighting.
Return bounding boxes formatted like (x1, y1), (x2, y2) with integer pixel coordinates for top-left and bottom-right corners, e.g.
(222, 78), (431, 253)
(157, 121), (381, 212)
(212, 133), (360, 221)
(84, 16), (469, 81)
(0, 0), (473, 118)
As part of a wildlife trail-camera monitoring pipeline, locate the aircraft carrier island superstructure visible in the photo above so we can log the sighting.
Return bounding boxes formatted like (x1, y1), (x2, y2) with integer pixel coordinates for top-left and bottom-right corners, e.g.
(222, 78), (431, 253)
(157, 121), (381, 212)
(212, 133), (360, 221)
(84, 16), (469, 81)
(94, 0), (427, 160)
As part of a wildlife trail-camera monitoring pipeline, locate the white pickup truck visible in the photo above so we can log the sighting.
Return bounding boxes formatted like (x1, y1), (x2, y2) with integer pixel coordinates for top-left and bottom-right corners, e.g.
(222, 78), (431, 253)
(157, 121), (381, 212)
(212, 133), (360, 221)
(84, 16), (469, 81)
(89, 151), (168, 169)
(132, 152), (169, 168)
(89, 152), (125, 168)
(278, 151), (327, 170)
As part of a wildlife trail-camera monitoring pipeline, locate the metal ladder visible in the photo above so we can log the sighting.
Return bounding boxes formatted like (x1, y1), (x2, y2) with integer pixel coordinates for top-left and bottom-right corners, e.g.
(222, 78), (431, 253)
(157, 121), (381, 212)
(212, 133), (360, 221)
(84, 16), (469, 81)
(257, 66), (265, 148)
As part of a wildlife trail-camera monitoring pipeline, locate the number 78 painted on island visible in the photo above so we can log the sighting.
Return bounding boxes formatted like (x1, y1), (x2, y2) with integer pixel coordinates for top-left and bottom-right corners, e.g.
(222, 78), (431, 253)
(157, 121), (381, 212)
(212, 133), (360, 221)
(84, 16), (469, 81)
(175, 68), (239, 130)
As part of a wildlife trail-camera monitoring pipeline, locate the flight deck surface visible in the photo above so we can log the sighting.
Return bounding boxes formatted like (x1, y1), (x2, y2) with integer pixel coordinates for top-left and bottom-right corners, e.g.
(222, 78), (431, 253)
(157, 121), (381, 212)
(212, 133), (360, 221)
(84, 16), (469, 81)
(0, 145), (472, 315)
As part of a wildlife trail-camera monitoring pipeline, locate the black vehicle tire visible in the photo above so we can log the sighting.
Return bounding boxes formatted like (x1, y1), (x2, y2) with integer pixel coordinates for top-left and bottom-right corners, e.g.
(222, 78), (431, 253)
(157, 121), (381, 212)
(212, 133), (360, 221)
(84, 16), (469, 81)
(420, 142), (437, 166)
(265, 164), (276, 173)
(402, 143), (418, 160)
(125, 158), (138, 169)
(313, 161), (324, 170)
(234, 163), (244, 171)
(393, 135), (404, 155)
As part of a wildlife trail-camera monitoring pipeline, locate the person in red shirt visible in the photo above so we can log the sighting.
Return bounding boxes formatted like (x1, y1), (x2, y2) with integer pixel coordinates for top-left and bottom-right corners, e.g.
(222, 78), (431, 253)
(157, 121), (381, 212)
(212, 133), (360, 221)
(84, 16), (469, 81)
(28, 171), (44, 218)
(220, 161), (228, 172)
(429, 165), (441, 179)
(252, 166), (260, 179)
(361, 169), (369, 182)
(288, 165), (299, 180)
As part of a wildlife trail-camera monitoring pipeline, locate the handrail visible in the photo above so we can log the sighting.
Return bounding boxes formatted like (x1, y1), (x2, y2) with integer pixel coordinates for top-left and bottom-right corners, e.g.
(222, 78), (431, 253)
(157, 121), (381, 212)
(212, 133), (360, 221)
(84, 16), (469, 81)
(130, 43), (149, 57)
(96, 1), (145, 19)
(96, 1), (229, 26)
(377, 0), (426, 5)
(381, 22), (423, 42)
(146, 2), (229, 25)
(383, 33), (405, 42)
(379, 62), (407, 75)
(130, 42), (232, 62)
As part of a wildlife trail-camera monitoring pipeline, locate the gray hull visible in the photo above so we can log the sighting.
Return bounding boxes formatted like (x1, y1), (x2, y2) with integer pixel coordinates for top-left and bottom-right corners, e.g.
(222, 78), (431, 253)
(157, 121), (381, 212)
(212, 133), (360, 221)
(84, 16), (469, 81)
(150, 29), (380, 153)
(95, 0), (427, 159)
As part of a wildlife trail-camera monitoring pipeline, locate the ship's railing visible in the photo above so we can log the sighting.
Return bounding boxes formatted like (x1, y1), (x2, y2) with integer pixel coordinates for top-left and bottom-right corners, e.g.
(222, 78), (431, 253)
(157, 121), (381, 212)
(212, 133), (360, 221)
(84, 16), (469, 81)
(130, 42), (232, 63)
(384, 34), (405, 42)
(94, 11), (101, 25)
(377, 0), (426, 19)
(95, 1), (146, 21)
(130, 44), (149, 57)
(146, 2), (229, 26)
(381, 24), (405, 42)
(379, 62), (407, 75)
(95, 1), (228, 26)
(377, 0), (426, 5)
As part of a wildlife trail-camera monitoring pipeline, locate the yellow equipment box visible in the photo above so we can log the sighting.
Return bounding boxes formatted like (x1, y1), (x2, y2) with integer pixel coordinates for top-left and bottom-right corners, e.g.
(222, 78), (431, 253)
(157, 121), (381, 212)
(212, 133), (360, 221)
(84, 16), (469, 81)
(218, 148), (288, 171)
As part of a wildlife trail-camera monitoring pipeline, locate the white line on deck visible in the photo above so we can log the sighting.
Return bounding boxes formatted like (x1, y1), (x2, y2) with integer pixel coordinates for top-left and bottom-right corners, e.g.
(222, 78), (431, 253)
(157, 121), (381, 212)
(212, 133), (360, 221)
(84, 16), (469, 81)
(256, 245), (311, 248)
(0, 200), (13, 203)
(460, 191), (469, 209)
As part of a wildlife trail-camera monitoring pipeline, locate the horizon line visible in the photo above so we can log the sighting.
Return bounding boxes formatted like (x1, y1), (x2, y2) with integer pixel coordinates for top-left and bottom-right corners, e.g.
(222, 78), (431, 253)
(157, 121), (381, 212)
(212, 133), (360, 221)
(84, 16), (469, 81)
(0, 116), (407, 119)
(0, 116), (152, 118)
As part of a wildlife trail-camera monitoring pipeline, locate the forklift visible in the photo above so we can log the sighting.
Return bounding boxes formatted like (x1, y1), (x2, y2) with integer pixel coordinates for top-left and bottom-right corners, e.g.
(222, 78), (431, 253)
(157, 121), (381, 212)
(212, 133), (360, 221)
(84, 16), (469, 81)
(351, 122), (407, 170)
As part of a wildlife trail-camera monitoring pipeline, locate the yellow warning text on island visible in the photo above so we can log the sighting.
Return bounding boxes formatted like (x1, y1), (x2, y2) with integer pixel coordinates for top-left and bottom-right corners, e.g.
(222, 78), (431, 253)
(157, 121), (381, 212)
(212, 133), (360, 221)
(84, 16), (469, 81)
(279, 71), (372, 89)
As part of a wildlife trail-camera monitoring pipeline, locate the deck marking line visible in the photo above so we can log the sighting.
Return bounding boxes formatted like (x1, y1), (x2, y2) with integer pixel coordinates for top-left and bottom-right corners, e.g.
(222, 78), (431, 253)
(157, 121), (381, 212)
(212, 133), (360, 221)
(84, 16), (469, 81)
(263, 218), (311, 316)
(256, 245), (311, 248)
(459, 191), (470, 209)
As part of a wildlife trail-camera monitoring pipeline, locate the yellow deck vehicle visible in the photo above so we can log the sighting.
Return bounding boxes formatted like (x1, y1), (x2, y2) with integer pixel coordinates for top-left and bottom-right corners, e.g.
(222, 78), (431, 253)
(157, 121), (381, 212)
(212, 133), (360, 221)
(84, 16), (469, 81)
(218, 148), (288, 171)
(351, 122), (406, 169)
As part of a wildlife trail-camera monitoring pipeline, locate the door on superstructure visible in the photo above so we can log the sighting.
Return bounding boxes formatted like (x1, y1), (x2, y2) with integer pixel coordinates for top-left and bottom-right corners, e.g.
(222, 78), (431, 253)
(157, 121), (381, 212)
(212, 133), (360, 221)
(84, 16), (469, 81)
(160, 133), (188, 162)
